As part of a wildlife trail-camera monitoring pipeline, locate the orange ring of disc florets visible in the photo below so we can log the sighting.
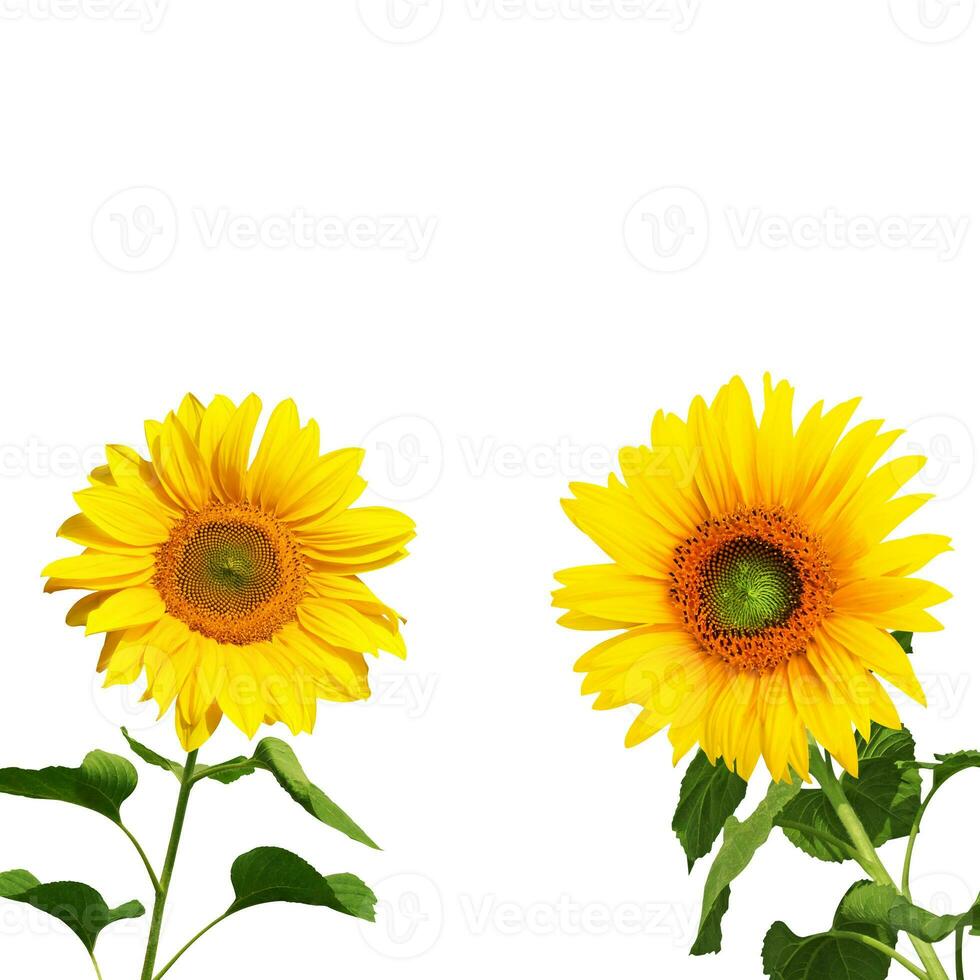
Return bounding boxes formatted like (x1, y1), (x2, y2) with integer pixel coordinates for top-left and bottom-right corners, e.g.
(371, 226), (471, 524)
(668, 506), (836, 672)
(154, 502), (308, 645)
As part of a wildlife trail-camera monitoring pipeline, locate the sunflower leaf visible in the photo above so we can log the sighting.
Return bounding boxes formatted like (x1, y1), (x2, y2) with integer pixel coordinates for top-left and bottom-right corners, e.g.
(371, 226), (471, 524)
(226, 847), (376, 922)
(0, 869), (144, 953)
(843, 725), (921, 843)
(775, 785), (851, 863)
(777, 725), (921, 862)
(201, 756), (258, 784)
(762, 923), (890, 980)
(120, 728), (184, 779)
(690, 884), (730, 955)
(121, 728), (257, 784)
(0, 750), (137, 824)
(836, 880), (897, 934)
(673, 750), (748, 872)
(929, 750), (980, 792)
(252, 738), (379, 849)
(891, 631), (914, 656)
(762, 881), (897, 980)
(887, 894), (980, 942)
(691, 776), (801, 955)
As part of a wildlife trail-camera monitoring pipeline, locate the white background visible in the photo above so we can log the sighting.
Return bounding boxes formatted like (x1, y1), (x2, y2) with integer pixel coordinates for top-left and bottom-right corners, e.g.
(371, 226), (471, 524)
(1, 2), (978, 978)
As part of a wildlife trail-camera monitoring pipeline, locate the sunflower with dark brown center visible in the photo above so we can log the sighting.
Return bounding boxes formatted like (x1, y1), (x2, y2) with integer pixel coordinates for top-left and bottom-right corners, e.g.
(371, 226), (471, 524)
(554, 376), (951, 782)
(44, 394), (415, 750)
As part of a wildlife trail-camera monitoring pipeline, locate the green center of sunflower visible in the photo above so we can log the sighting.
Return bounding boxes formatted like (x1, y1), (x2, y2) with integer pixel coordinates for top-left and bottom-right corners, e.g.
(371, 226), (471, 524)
(701, 537), (801, 633)
(182, 523), (280, 617)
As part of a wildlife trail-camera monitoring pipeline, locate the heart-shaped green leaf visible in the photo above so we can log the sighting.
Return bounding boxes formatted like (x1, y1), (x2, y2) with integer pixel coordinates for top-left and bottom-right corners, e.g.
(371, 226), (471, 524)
(763, 922), (889, 980)
(0, 869), (144, 953)
(777, 725), (921, 862)
(253, 739), (378, 848)
(763, 880), (898, 980)
(227, 847), (376, 922)
(673, 750), (748, 872)
(691, 776), (801, 955)
(0, 750), (137, 824)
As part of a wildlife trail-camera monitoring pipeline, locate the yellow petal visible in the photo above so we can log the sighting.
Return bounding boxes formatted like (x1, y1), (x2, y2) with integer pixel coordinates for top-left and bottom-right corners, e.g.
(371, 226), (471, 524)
(176, 393), (206, 439)
(85, 587), (165, 635)
(850, 534), (952, 579)
(148, 413), (210, 512)
(553, 564), (677, 626)
(74, 486), (172, 546)
(198, 395), (236, 469)
(755, 375), (796, 507)
(788, 654), (858, 776)
(214, 393), (262, 502)
(823, 616), (926, 705)
(276, 448), (366, 526)
(301, 507), (416, 571)
(245, 399), (302, 506)
(43, 552), (154, 583)
(561, 479), (674, 579)
(57, 513), (157, 556)
(66, 590), (117, 628)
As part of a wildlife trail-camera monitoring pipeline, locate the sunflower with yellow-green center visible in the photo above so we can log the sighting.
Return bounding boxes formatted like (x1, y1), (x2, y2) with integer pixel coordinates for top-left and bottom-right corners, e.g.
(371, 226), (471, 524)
(43, 394), (414, 750)
(554, 376), (951, 783)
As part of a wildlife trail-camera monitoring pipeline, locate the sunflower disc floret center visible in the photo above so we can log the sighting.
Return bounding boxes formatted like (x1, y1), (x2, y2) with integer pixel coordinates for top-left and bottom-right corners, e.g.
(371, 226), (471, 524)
(669, 507), (835, 672)
(155, 502), (307, 644)
(703, 538), (801, 632)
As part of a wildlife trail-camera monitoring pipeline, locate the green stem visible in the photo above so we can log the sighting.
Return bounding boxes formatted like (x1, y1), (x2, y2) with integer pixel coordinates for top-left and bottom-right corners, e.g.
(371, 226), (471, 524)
(88, 949), (104, 980)
(810, 750), (950, 980)
(830, 931), (929, 980)
(119, 821), (162, 894)
(152, 913), (228, 979)
(139, 750), (199, 980)
(956, 925), (965, 980)
(903, 786), (939, 898)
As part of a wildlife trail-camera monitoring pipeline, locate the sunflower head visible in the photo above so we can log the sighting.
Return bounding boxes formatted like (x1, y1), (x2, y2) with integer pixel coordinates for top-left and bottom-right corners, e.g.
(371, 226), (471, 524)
(43, 394), (415, 750)
(554, 375), (951, 783)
